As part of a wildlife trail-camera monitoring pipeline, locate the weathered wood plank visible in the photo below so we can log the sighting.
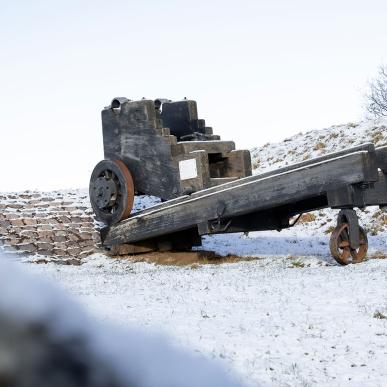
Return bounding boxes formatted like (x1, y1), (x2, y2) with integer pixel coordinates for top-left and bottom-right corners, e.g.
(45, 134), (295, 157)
(376, 146), (387, 172)
(363, 172), (387, 206)
(187, 143), (378, 201)
(171, 141), (235, 156)
(126, 143), (378, 217)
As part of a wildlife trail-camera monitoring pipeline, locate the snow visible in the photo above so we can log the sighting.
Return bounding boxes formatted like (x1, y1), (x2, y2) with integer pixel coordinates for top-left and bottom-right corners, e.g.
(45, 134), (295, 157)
(22, 242), (387, 387)
(0, 256), (244, 387)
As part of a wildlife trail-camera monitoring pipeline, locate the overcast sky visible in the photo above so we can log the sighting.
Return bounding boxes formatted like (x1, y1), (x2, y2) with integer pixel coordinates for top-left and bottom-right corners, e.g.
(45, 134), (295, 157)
(1, 0), (386, 190)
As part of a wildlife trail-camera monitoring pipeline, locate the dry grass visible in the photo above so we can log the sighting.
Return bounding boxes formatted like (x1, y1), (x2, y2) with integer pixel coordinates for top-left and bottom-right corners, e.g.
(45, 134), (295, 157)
(324, 225), (336, 235)
(298, 213), (317, 224)
(253, 159), (261, 169)
(369, 251), (387, 260)
(371, 130), (385, 145)
(314, 142), (326, 151)
(373, 310), (387, 319)
(115, 250), (259, 266)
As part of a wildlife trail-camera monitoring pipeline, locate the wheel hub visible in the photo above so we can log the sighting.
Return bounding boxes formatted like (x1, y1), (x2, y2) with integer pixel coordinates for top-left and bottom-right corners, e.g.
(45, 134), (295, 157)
(92, 176), (118, 209)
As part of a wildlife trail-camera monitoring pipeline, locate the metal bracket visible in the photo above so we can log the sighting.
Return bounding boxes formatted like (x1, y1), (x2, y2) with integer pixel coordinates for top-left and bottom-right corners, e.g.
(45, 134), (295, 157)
(337, 209), (360, 249)
(210, 202), (231, 232)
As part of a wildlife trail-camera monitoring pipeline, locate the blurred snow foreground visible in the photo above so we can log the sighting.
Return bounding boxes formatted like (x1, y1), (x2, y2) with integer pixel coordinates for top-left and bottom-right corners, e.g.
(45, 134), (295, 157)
(0, 256), (244, 387)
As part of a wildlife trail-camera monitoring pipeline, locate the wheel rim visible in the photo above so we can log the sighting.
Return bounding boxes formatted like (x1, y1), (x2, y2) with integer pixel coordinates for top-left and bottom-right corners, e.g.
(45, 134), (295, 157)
(329, 223), (368, 265)
(350, 226), (368, 263)
(330, 223), (351, 265)
(89, 160), (134, 225)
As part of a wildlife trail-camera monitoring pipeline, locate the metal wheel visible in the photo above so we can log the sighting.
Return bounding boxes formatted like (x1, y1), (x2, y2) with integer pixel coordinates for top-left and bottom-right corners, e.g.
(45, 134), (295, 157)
(89, 159), (134, 225)
(329, 223), (368, 265)
(350, 226), (368, 263)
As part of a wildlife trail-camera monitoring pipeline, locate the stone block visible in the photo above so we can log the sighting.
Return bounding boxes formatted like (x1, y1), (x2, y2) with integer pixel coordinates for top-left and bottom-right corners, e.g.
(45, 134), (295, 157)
(37, 230), (52, 238)
(92, 233), (101, 242)
(53, 248), (68, 256)
(20, 230), (38, 238)
(8, 204), (23, 209)
(54, 224), (67, 230)
(23, 218), (37, 226)
(6, 213), (21, 220)
(41, 197), (55, 202)
(64, 240), (79, 247)
(54, 230), (67, 237)
(80, 227), (95, 233)
(36, 250), (51, 256)
(18, 243), (37, 253)
(38, 237), (53, 243)
(79, 232), (93, 240)
(63, 207), (77, 212)
(37, 218), (51, 225)
(23, 225), (36, 231)
(58, 216), (71, 224)
(53, 236), (67, 243)
(79, 248), (95, 257)
(37, 224), (53, 231)
(0, 220), (11, 228)
(0, 228), (8, 236)
(53, 242), (68, 250)
(36, 242), (52, 251)
(11, 219), (24, 227)
(80, 216), (94, 223)
(36, 203), (49, 208)
(19, 194), (33, 199)
(66, 247), (81, 256)
(67, 234), (80, 242)
(68, 223), (82, 229)
(79, 240), (96, 248)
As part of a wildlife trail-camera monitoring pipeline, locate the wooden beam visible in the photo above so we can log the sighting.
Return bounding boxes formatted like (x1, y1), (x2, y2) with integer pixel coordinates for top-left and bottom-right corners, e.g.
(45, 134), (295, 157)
(104, 151), (376, 246)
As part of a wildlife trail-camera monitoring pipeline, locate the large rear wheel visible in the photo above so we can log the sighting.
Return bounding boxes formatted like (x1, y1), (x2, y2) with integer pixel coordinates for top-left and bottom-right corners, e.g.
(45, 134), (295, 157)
(89, 160), (134, 225)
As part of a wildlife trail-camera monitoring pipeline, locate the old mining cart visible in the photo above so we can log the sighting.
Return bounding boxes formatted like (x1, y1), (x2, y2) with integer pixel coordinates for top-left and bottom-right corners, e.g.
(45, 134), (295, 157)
(89, 97), (387, 265)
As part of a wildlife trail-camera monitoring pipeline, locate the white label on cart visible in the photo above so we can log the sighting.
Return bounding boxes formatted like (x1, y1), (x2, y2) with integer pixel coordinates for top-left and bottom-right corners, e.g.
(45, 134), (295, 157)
(179, 159), (198, 180)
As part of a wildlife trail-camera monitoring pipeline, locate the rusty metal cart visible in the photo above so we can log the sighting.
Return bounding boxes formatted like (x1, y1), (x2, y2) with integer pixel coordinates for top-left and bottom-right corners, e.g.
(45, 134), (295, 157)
(89, 98), (387, 265)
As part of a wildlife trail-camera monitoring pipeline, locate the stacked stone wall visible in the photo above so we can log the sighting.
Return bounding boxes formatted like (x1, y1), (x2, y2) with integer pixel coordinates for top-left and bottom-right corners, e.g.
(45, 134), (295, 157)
(0, 190), (100, 260)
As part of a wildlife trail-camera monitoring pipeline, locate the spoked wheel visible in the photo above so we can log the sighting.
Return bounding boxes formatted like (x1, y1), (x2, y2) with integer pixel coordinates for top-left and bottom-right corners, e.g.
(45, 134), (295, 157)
(329, 223), (368, 265)
(89, 160), (134, 225)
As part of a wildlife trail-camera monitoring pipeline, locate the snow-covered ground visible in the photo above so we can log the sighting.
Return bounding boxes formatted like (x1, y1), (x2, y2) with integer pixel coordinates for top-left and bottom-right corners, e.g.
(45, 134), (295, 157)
(22, 226), (387, 387)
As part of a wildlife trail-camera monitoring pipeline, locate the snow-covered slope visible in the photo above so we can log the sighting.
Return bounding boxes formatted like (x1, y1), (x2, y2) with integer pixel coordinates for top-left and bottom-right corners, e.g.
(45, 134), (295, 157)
(250, 119), (387, 236)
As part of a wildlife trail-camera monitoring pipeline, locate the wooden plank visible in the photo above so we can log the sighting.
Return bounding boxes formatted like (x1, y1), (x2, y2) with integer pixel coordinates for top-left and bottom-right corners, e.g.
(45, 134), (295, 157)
(171, 141), (235, 156)
(363, 172), (387, 206)
(104, 151), (375, 245)
(376, 146), (387, 172)
(126, 143), (378, 217)
(187, 143), (378, 201)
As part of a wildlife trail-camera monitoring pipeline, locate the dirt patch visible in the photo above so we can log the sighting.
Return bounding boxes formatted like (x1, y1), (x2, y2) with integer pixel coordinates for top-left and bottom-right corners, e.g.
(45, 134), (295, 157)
(298, 213), (317, 223)
(369, 251), (387, 260)
(113, 250), (259, 266)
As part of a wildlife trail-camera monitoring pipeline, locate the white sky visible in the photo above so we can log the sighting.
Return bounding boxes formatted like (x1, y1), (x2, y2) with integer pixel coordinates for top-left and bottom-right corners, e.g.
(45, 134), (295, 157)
(1, 0), (386, 191)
